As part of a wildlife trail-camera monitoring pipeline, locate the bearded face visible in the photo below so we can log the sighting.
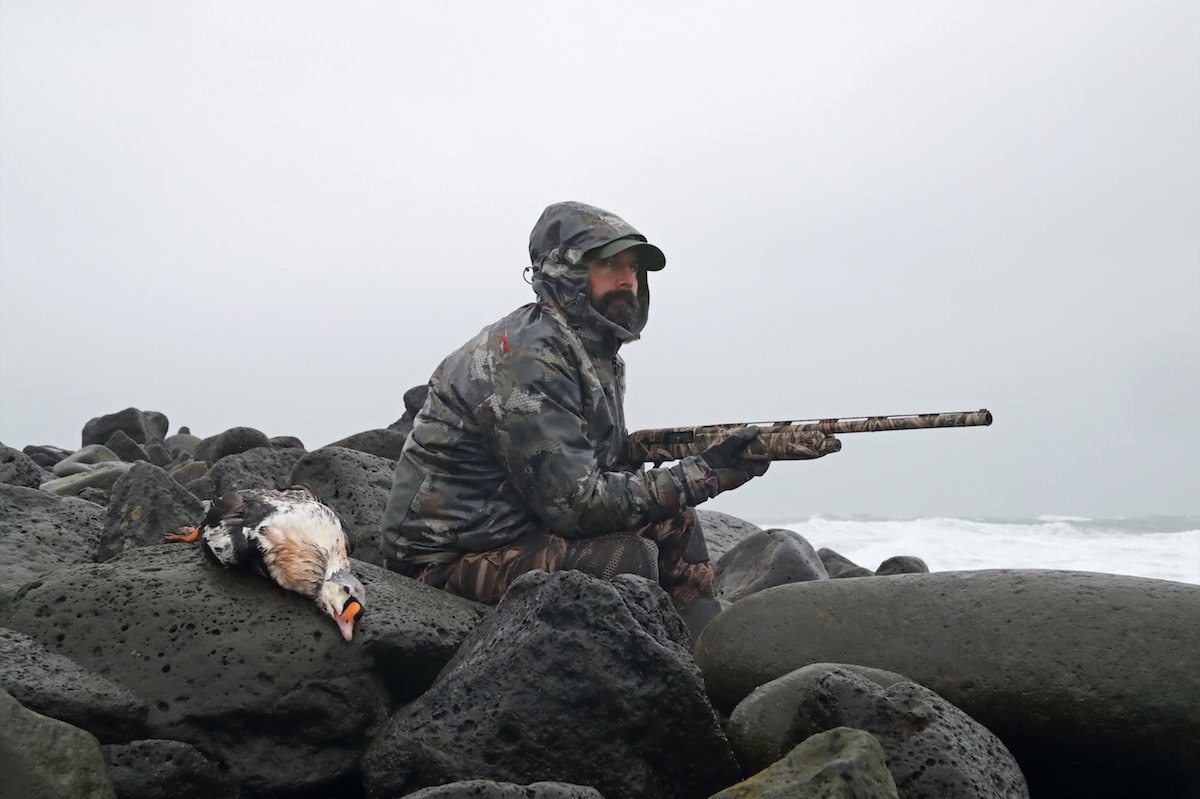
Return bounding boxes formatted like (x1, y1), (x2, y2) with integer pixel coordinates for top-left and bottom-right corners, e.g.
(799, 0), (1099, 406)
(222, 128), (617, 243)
(591, 288), (640, 329)
(585, 248), (642, 330)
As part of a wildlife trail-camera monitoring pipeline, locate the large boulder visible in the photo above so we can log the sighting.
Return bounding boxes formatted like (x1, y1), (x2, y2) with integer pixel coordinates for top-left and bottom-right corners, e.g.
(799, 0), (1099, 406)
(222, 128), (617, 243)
(192, 426), (271, 464)
(715, 528), (828, 602)
(82, 407), (168, 447)
(875, 555), (928, 575)
(696, 509), (763, 563)
(728, 664), (1027, 798)
(164, 427), (202, 457)
(289, 446), (395, 566)
(362, 570), (741, 799)
(0, 484), (104, 605)
(97, 463), (205, 561)
(711, 727), (899, 799)
(201, 445), (306, 498)
(3, 545), (487, 795)
(0, 444), (53, 488)
(0, 688), (117, 799)
(387, 384), (430, 440)
(695, 570), (1200, 796)
(0, 627), (147, 743)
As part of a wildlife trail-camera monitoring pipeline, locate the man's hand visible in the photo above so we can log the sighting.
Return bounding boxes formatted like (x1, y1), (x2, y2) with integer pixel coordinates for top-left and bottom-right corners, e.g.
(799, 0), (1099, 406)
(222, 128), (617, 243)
(699, 425), (770, 492)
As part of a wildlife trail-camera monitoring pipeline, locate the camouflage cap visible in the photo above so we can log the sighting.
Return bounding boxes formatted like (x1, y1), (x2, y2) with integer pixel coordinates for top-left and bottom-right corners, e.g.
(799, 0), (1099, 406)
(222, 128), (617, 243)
(584, 236), (666, 271)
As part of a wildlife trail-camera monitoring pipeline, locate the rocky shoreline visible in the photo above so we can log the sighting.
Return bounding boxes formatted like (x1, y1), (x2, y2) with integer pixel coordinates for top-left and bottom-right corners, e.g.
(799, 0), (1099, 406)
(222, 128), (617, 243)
(2, 404), (1198, 798)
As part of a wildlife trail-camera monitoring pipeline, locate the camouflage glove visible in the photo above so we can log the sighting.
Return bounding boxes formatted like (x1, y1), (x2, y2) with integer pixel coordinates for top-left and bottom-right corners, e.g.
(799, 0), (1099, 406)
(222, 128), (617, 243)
(699, 426), (770, 492)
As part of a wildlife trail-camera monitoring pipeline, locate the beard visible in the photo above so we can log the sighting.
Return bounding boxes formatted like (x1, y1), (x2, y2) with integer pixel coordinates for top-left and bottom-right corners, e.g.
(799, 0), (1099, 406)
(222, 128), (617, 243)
(591, 289), (640, 330)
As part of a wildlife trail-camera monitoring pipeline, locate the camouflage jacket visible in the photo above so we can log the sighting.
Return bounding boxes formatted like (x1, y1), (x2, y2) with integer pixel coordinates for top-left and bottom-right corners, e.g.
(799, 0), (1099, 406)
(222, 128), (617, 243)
(380, 202), (725, 571)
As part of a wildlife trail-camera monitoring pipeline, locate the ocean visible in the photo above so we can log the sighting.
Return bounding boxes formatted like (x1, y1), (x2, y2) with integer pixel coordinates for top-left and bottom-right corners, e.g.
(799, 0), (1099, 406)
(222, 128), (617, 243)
(755, 515), (1200, 585)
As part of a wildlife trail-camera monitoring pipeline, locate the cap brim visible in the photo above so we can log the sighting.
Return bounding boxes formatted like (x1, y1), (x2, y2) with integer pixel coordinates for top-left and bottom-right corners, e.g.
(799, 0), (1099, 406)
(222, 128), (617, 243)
(587, 237), (666, 271)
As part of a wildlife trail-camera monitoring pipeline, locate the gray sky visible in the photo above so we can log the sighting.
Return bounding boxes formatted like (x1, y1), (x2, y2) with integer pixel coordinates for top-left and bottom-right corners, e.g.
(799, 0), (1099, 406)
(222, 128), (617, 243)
(2, 1), (1197, 521)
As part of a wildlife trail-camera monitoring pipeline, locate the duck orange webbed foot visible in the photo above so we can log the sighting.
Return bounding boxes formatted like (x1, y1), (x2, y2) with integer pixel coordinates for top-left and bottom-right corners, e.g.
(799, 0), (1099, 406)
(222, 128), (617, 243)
(164, 526), (201, 544)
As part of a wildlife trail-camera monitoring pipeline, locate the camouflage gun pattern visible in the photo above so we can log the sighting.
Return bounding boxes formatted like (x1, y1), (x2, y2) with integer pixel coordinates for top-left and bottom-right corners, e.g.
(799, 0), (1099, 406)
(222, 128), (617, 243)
(626, 409), (993, 464)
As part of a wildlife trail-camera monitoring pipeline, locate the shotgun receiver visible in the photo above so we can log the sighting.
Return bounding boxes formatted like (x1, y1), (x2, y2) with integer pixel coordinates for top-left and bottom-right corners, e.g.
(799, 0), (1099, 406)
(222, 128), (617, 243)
(625, 409), (993, 464)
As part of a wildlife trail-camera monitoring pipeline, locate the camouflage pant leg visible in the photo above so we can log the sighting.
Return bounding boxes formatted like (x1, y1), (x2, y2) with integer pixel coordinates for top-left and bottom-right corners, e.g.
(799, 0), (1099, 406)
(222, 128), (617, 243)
(635, 508), (718, 608)
(422, 510), (715, 608)
(425, 531), (569, 605)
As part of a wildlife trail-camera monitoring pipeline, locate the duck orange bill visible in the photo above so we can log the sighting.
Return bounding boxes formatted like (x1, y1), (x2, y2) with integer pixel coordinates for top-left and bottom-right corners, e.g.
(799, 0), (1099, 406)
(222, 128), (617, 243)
(334, 601), (361, 642)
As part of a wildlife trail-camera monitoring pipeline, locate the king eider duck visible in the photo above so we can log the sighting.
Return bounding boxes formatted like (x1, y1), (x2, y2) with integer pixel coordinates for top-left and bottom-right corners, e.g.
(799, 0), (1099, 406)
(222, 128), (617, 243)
(166, 487), (366, 641)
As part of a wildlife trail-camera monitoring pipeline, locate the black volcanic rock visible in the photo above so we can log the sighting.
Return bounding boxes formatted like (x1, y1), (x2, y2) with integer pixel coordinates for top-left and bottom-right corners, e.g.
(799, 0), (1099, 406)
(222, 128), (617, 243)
(3, 546), (485, 796)
(289, 446), (395, 566)
(192, 426), (270, 464)
(0, 444), (53, 489)
(98, 463), (204, 561)
(362, 570), (740, 799)
(0, 484), (104, 605)
(82, 407), (168, 447)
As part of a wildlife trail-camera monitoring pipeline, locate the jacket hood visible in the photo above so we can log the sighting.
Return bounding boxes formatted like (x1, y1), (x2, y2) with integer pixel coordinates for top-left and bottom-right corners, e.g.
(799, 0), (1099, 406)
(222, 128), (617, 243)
(527, 201), (658, 347)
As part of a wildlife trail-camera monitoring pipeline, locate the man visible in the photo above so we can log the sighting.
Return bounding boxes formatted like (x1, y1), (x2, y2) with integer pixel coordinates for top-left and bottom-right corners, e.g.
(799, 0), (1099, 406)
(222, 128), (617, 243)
(380, 201), (767, 641)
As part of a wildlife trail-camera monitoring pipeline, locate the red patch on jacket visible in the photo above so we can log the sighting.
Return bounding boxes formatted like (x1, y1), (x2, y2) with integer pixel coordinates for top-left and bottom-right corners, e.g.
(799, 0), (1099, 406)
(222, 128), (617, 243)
(500, 332), (509, 353)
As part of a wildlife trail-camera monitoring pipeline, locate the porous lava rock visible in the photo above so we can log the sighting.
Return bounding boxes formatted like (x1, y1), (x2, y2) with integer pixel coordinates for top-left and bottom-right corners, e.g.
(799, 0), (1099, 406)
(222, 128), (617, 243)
(0, 484), (104, 604)
(102, 739), (244, 799)
(22, 444), (72, 469)
(817, 547), (874, 578)
(202, 445), (306, 498)
(289, 446), (395, 566)
(0, 627), (147, 743)
(404, 781), (606, 799)
(0, 444), (53, 488)
(875, 555), (929, 575)
(97, 463), (205, 561)
(40, 461), (135, 497)
(0, 687), (117, 799)
(326, 428), (409, 462)
(362, 570), (740, 799)
(104, 429), (151, 463)
(52, 443), (121, 477)
(3, 545), (486, 795)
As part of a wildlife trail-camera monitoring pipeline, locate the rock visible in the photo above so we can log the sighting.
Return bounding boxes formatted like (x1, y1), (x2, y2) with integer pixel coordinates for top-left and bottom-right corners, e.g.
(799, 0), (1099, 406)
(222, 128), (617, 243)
(4, 545), (486, 796)
(40, 461), (135, 497)
(0, 627), (147, 742)
(168, 459), (209, 486)
(269, 435), (305, 450)
(875, 555), (928, 575)
(711, 727), (899, 799)
(388, 384), (430, 440)
(715, 528), (828, 602)
(697, 509), (764, 563)
(104, 429), (150, 463)
(289, 447), (395, 566)
(0, 484), (104, 605)
(52, 444), (121, 477)
(817, 547), (874, 578)
(97, 463), (205, 561)
(22, 444), (72, 469)
(326, 428), (409, 462)
(192, 426), (270, 464)
(694, 570), (1200, 797)
(143, 441), (174, 468)
(82, 407), (167, 447)
(77, 487), (112, 506)
(728, 664), (1027, 798)
(102, 739), (244, 799)
(199, 446), (306, 499)
(0, 688), (117, 799)
(362, 570), (740, 799)
(165, 427), (202, 456)
(727, 662), (909, 771)
(0, 444), (53, 488)
(404, 781), (605, 799)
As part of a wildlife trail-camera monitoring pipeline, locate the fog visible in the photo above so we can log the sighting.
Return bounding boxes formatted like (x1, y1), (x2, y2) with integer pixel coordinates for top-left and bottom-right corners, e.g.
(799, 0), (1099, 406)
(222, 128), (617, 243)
(2, 1), (1197, 521)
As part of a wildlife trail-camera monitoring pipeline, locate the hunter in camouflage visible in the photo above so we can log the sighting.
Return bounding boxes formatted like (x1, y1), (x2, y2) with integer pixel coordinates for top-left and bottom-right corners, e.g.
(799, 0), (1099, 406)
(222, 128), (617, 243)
(380, 201), (769, 640)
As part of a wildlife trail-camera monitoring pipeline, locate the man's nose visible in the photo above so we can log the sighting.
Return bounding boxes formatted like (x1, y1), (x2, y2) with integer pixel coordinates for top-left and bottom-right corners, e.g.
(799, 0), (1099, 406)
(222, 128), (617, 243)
(616, 265), (637, 288)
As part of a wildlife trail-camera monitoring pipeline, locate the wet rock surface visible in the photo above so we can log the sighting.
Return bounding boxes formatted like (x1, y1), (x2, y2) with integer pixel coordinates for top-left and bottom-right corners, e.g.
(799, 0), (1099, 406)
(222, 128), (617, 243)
(0, 484), (105, 605)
